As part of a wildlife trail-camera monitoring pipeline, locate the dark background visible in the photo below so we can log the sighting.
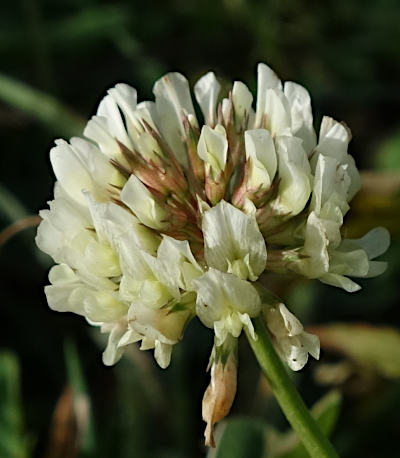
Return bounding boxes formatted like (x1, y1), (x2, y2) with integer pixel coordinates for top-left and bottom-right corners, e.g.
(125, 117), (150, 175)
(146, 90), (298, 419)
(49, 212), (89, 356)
(1, 1), (399, 457)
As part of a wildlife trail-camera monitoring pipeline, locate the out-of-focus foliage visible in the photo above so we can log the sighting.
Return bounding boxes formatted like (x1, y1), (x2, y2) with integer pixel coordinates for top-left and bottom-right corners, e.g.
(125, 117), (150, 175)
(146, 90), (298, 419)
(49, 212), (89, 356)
(0, 352), (30, 458)
(1, 0), (399, 457)
(207, 418), (266, 458)
(265, 390), (342, 458)
(311, 324), (400, 379)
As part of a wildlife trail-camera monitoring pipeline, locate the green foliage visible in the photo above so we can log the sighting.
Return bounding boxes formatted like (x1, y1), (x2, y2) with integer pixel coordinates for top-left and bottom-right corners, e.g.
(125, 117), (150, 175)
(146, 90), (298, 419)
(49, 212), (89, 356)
(64, 340), (97, 456)
(314, 324), (400, 378)
(0, 73), (85, 137)
(0, 352), (30, 458)
(375, 131), (400, 170)
(208, 418), (267, 458)
(266, 391), (342, 458)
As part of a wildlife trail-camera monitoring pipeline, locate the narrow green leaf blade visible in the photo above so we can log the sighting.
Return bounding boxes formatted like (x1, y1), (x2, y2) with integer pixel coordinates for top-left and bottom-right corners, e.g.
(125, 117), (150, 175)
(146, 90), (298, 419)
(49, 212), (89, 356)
(266, 390), (342, 458)
(0, 72), (85, 137)
(64, 339), (96, 456)
(208, 418), (267, 458)
(0, 351), (30, 458)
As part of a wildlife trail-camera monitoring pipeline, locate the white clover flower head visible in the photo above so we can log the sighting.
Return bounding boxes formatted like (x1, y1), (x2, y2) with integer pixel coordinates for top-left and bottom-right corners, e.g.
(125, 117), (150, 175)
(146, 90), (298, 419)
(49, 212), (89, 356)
(36, 62), (389, 445)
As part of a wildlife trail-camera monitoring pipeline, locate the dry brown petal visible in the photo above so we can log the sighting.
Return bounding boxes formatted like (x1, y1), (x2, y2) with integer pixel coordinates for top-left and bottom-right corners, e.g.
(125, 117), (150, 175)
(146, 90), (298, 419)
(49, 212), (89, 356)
(202, 353), (237, 447)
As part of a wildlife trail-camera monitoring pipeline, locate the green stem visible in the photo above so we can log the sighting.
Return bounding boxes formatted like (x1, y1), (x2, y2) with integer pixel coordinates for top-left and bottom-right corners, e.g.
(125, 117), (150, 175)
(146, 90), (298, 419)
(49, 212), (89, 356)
(246, 316), (339, 458)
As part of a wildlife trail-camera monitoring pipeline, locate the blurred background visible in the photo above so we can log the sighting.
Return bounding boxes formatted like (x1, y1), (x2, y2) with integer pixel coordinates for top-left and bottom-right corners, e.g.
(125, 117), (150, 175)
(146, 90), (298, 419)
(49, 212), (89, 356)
(1, 1), (400, 457)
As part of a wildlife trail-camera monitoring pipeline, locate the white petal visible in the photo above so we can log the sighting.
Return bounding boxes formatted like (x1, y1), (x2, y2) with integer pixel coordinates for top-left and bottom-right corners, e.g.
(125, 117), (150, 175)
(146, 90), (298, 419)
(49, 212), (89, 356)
(85, 240), (121, 277)
(245, 129), (277, 188)
(343, 155), (361, 200)
(264, 89), (292, 136)
(278, 303), (304, 337)
(255, 63), (282, 127)
(128, 300), (190, 346)
(118, 328), (142, 347)
(239, 313), (257, 340)
(329, 249), (370, 277)
(364, 261), (387, 278)
(153, 72), (197, 166)
(154, 341), (173, 369)
(274, 136), (311, 216)
(265, 303), (303, 339)
(294, 212), (330, 279)
(76, 266), (118, 291)
(134, 101), (160, 134)
(107, 83), (138, 136)
(84, 116), (122, 159)
(50, 140), (94, 205)
(232, 81), (253, 121)
(158, 236), (201, 271)
(301, 332), (320, 360)
(45, 283), (81, 313)
(279, 337), (309, 371)
(69, 287), (127, 322)
(214, 320), (229, 346)
(120, 175), (167, 230)
(194, 71), (220, 126)
(193, 269), (261, 333)
(222, 273), (261, 316)
(85, 193), (134, 244)
(102, 321), (128, 366)
(157, 235), (202, 289)
(192, 270), (227, 328)
(221, 98), (230, 126)
(117, 231), (153, 281)
(225, 313), (243, 339)
(141, 251), (180, 301)
(48, 263), (77, 285)
(284, 81), (316, 155)
(97, 94), (132, 149)
(202, 200), (267, 280)
(311, 154), (339, 214)
(36, 218), (63, 263)
(70, 137), (124, 192)
(346, 227), (390, 260)
(36, 195), (91, 265)
(140, 337), (155, 350)
(319, 273), (361, 292)
(197, 125), (228, 176)
(315, 116), (350, 164)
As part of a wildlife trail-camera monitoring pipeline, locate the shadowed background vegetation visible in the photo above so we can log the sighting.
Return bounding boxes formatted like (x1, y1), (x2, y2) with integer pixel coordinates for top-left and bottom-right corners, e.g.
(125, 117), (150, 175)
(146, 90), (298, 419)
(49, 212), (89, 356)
(1, 1), (399, 457)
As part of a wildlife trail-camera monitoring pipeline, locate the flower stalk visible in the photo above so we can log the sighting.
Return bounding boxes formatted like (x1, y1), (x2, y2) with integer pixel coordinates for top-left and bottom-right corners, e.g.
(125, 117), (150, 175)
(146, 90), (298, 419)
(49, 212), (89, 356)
(246, 316), (339, 458)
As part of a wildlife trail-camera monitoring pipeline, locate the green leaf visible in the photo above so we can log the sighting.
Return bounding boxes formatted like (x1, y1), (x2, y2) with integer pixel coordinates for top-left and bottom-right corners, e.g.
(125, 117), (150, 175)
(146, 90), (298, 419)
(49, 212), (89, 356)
(375, 131), (400, 170)
(266, 390), (342, 458)
(0, 72), (85, 137)
(310, 323), (400, 378)
(113, 359), (152, 458)
(49, 6), (127, 47)
(64, 339), (96, 456)
(310, 390), (342, 437)
(208, 418), (267, 458)
(0, 351), (30, 458)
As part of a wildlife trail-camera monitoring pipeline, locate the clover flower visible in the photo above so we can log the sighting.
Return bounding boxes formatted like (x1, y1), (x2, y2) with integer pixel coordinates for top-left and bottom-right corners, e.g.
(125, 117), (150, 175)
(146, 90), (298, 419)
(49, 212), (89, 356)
(36, 63), (389, 445)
